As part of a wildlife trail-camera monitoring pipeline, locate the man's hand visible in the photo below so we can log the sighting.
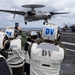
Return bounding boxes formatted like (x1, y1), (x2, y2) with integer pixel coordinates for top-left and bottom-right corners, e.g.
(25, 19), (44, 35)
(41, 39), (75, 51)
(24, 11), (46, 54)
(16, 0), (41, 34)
(17, 26), (20, 31)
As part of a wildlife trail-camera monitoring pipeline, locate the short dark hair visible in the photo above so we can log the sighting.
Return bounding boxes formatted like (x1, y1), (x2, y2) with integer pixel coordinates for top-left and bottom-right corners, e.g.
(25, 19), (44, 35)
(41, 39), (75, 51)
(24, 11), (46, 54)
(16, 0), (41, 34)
(15, 22), (19, 29)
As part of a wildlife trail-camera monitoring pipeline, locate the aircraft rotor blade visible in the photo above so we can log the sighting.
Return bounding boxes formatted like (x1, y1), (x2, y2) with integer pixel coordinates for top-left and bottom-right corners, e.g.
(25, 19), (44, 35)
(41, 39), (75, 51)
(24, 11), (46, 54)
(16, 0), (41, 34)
(50, 12), (69, 15)
(0, 9), (25, 15)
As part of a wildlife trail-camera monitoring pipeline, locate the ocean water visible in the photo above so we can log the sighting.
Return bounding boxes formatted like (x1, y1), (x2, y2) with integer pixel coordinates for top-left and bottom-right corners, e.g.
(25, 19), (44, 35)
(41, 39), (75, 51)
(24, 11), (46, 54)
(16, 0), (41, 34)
(21, 27), (43, 31)
(0, 27), (43, 32)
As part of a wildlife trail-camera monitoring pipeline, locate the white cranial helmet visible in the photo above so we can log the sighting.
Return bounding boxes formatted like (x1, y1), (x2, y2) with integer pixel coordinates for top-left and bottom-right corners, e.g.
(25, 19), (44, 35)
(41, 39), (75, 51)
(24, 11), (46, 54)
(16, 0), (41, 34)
(0, 31), (5, 49)
(42, 23), (58, 41)
(0, 31), (6, 49)
(0, 30), (10, 50)
(30, 31), (37, 36)
(5, 27), (15, 38)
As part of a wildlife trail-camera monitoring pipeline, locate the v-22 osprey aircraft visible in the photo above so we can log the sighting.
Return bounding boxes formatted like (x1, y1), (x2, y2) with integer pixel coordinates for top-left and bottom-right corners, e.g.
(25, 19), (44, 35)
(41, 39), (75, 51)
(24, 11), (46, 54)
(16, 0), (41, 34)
(0, 4), (69, 25)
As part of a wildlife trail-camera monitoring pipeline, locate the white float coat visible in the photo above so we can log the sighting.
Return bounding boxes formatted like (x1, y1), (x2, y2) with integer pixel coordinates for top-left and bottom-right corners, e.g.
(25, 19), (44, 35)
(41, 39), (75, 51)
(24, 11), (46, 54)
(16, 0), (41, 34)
(30, 42), (64, 75)
(7, 38), (25, 68)
(10, 38), (21, 50)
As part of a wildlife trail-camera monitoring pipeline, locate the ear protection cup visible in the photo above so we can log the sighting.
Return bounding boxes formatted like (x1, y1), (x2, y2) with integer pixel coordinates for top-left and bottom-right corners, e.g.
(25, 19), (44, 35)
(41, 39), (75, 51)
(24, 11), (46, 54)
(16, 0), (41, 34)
(4, 40), (10, 50)
(57, 30), (61, 41)
(3, 35), (10, 50)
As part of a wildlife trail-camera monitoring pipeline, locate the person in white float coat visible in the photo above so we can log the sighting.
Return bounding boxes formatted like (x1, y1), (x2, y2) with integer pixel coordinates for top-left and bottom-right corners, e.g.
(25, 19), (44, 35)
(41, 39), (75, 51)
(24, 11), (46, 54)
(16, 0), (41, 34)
(0, 30), (13, 75)
(28, 23), (66, 75)
(24, 31), (38, 75)
(5, 27), (25, 75)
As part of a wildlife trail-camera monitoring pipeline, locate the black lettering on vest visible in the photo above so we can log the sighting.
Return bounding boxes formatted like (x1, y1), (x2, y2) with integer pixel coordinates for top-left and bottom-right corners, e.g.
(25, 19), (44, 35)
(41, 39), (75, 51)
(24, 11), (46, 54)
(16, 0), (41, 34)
(42, 50), (47, 56)
(48, 51), (51, 57)
(42, 50), (51, 57)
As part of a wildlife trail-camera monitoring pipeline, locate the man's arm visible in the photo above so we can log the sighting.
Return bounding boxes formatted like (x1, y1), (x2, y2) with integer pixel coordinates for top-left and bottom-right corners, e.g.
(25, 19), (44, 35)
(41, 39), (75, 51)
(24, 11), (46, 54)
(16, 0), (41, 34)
(19, 31), (27, 47)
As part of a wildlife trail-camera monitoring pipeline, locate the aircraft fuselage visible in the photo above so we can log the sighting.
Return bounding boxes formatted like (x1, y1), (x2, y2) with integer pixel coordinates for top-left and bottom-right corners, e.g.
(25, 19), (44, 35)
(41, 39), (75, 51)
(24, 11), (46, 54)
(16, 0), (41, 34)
(24, 11), (51, 22)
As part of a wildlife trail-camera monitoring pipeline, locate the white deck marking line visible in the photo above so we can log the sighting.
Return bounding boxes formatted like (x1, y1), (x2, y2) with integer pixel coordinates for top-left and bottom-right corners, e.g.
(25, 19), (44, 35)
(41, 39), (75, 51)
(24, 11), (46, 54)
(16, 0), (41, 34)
(66, 48), (75, 52)
(62, 42), (75, 46)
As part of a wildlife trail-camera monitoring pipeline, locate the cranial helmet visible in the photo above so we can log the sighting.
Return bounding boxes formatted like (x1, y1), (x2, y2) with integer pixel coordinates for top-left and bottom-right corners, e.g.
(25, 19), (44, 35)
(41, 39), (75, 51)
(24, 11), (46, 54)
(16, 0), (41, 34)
(5, 27), (18, 39)
(0, 31), (10, 50)
(42, 23), (58, 41)
(30, 31), (38, 39)
(30, 31), (37, 36)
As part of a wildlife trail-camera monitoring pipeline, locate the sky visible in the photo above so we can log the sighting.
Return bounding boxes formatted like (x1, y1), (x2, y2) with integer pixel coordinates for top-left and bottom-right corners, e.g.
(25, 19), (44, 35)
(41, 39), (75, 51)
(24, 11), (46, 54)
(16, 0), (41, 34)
(0, 0), (75, 28)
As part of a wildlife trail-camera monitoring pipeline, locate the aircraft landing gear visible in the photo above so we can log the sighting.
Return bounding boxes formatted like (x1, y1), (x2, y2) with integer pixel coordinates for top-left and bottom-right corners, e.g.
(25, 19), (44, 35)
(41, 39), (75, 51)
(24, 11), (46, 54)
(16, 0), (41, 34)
(43, 22), (45, 25)
(25, 22), (27, 25)
(43, 20), (48, 25)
